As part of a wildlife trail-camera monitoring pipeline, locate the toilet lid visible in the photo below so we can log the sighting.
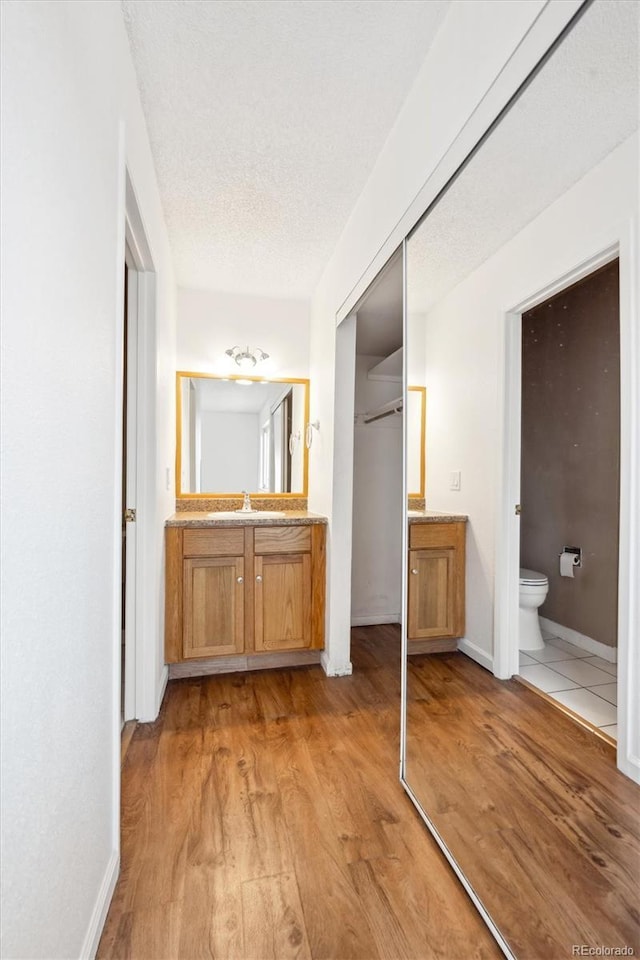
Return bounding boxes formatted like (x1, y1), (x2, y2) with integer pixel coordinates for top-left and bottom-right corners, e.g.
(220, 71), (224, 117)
(519, 567), (548, 585)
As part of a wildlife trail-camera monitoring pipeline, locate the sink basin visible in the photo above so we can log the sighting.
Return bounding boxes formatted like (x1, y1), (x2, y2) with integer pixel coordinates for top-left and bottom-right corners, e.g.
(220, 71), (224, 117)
(207, 510), (286, 519)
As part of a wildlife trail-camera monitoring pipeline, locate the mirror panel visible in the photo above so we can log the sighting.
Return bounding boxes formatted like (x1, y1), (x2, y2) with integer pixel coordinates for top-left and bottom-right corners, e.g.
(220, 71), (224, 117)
(177, 373), (309, 497)
(404, 2), (639, 957)
(407, 386), (425, 499)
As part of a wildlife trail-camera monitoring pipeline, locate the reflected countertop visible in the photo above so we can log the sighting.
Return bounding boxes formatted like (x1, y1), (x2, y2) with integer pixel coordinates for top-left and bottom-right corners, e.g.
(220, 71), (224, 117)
(166, 510), (328, 528)
(408, 509), (468, 523)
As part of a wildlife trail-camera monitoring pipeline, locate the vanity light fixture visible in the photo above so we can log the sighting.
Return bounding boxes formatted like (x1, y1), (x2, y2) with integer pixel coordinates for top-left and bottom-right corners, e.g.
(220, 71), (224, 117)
(225, 345), (270, 370)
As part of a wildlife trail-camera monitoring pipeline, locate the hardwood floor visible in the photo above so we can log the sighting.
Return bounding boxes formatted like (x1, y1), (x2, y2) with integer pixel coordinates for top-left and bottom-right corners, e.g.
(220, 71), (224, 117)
(100, 628), (639, 959)
(121, 720), (137, 765)
(406, 652), (640, 960)
(99, 626), (500, 959)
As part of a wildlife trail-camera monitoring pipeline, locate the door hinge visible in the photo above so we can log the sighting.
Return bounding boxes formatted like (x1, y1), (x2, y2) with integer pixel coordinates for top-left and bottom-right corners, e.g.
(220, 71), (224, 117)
(124, 508), (136, 522)
(515, 504), (521, 516)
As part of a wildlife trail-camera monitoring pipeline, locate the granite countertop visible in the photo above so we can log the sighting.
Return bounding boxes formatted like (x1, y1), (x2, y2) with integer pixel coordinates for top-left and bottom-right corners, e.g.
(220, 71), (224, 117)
(408, 509), (468, 523)
(166, 510), (328, 528)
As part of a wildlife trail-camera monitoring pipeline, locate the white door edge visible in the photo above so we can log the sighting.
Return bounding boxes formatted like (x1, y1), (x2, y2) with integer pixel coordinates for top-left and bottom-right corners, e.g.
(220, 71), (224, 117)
(122, 252), (138, 722)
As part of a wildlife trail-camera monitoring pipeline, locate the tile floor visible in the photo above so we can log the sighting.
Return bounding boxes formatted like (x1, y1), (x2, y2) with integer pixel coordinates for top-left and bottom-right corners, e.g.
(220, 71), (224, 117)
(518, 630), (617, 739)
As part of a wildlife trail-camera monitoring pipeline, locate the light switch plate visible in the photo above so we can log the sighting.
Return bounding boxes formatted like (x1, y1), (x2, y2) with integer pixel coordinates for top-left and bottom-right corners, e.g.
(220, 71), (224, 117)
(450, 470), (461, 491)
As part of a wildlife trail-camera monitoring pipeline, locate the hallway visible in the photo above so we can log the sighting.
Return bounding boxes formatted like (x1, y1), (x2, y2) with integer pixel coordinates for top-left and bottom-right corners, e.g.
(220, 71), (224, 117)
(100, 625), (640, 958)
(99, 628), (499, 959)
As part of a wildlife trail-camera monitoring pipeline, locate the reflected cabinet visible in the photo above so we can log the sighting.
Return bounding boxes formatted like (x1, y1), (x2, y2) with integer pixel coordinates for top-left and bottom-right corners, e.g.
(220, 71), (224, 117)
(408, 521), (465, 644)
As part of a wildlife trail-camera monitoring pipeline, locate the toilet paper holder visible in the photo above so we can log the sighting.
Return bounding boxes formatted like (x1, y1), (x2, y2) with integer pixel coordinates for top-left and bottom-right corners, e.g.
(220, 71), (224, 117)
(559, 545), (582, 568)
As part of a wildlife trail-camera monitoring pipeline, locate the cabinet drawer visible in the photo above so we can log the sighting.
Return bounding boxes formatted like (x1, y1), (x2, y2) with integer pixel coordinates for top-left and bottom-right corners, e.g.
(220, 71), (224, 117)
(183, 527), (245, 557)
(410, 521), (465, 551)
(254, 525), (311, 555)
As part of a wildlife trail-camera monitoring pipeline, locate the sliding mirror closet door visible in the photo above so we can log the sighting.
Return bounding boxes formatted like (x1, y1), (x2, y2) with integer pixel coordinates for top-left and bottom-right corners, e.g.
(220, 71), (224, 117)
(403, 2), (639, 957)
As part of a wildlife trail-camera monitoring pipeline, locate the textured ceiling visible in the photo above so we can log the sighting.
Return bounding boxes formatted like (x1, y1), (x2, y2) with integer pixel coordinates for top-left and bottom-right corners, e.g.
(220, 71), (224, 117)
(121, 0), (449, 298)
(407, 0), (639, 316)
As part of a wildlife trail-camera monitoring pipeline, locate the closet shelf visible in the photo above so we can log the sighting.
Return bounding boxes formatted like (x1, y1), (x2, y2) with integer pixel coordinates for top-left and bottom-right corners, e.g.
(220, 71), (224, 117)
(366, 347), (403, 382)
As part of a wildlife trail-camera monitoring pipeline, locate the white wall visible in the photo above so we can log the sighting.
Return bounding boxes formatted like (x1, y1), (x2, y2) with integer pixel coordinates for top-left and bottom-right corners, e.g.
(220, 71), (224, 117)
(0, 1), (176, 956)
(177, 287), (310, 378)
(308, 0), (581, 675)
(291, 385), (306, 492)
(420, 136), (638, 668)
(351, 356), (403, 623)
(201, 412), (260, 490)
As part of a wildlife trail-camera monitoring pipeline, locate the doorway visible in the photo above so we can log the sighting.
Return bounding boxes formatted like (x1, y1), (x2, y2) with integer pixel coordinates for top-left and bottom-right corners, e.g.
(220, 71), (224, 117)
(119, 172), (157, 726)
(328, 247), (404, 676)
(350, 250), (404, 631)
(497, 241), (638, 783)
(121, 247), (138, 725)
(516, 259), (620, 740)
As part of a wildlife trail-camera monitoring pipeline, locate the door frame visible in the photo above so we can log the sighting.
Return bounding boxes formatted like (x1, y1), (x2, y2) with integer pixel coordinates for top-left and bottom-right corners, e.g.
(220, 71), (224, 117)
(122, 244), (138, 722)
(494, 230), (639, 784)
(322, 313), (357, 677)
(121, 171), (156, 722)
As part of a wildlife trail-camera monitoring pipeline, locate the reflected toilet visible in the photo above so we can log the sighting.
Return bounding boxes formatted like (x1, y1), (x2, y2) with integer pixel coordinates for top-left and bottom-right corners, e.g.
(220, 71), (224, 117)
(518, 568), (549, 651)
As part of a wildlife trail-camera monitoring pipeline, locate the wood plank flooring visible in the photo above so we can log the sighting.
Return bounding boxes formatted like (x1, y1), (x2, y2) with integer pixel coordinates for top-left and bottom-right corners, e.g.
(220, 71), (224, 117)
(100, 627), (639, 959)
(406, 652), (640, 960)
(99, 626), (500, 959)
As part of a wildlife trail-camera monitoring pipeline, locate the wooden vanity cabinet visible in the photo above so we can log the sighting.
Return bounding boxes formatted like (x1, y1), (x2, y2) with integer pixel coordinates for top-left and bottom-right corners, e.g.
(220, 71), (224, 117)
(183, 555), (245, 658)
(253, 526), (312, 652)
(408, 521), (465, 642)
(165, 523), (325, 663)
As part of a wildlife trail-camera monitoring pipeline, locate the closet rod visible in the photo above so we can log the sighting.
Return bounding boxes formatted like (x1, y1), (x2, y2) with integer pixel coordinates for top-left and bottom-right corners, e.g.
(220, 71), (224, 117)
(363, 403), (403, 424)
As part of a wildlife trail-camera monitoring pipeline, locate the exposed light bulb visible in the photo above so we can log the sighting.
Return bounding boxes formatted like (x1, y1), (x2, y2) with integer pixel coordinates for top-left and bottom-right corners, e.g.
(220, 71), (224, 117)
(225, 345), (270, 369)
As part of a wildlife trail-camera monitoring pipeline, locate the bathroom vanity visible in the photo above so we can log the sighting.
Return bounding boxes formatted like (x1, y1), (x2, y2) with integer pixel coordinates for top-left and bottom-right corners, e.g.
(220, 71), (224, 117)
(165, 512), (326, 675)
(407, 512), (467, 651)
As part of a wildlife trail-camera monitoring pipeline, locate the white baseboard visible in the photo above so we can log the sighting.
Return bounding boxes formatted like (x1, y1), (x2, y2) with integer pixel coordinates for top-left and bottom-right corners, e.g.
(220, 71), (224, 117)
(618, 749), (640, 786)
(351, 614), (401, 626)
(539, 617), (617, 663)
(457, 637), (494, 673)
(320, 651), (353, 677)
(80, 849), (119, 959)
(156, 664), (169, 711)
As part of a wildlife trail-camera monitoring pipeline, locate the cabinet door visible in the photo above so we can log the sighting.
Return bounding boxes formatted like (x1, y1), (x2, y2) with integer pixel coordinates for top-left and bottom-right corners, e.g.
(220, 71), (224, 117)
(408, 547), (463, 640)
(183, 556), (245, 659)
(254, 553), (311, 652)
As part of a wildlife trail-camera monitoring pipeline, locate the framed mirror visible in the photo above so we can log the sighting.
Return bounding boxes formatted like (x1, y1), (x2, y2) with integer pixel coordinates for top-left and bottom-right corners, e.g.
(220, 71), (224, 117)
(407, 385), (425, 500)
(176, 372), (309, 498)
(403, 1), (639, 957)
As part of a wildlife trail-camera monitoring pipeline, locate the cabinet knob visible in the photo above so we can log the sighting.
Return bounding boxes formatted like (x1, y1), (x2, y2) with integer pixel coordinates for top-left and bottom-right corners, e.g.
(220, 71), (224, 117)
(411, 568), (419, 575)
(256, 575), (263, 582)
(237, 576), (243, 584)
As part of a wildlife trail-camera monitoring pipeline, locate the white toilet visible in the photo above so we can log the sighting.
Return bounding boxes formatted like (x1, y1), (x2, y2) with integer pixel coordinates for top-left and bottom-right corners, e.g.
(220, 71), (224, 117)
(519, 568), (549, 651)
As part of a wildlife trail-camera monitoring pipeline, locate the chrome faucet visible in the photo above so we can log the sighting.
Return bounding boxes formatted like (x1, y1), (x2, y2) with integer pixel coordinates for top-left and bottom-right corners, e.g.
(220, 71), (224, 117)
(241, 490), (253, 512)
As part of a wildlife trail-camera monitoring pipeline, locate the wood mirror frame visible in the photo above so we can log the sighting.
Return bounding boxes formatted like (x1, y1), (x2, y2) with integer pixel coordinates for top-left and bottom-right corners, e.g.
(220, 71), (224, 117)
(175, 371), (310, 500)
(408, 385), (426, 499)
